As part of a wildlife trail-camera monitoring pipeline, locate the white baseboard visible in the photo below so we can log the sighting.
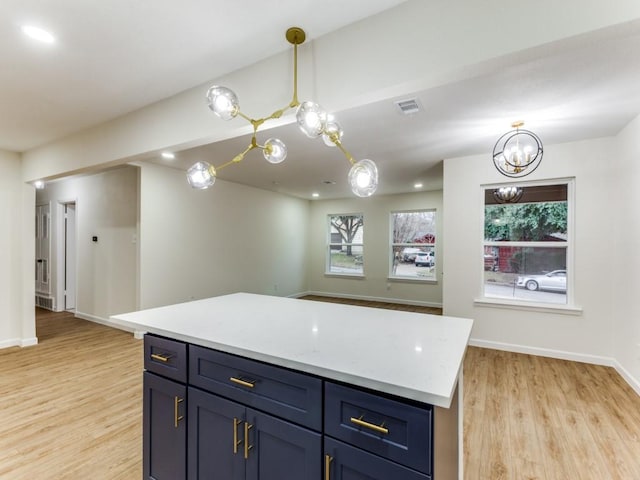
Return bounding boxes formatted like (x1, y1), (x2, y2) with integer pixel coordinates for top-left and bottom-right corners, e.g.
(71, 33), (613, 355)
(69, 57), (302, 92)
(0, 338), (20, 349)
(0, 337), (38, 349)
(613, 360), (640, 397)
(470, 338), (640, 398)
(298, 290), (443, 309)
(468, 338), (616, 366)
(21, 337), (38, 347)
(75, 311), (138, 334)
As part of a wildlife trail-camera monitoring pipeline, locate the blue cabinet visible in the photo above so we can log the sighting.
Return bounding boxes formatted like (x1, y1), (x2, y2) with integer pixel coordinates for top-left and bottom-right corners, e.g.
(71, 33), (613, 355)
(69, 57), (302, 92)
(143, 334), (443, 480)
(188, 386), (321, 480)
(324, 382), (432, 478)
(143, 371), (187, 480)
(187, 387), (245, 480)
(324, 437), (430, 480)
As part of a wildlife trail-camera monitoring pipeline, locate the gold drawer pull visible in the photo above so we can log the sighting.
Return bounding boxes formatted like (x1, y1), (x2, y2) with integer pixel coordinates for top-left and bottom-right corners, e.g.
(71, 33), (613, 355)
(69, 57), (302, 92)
(230, 376), (256, 388)
(174, 396), (184, 428)
(325, 454), (333, 480)
(233, 418), (242, 454)
(350, 416), (389, 435)
(244, 422), (254, 459)
(150, 352), (172, 363)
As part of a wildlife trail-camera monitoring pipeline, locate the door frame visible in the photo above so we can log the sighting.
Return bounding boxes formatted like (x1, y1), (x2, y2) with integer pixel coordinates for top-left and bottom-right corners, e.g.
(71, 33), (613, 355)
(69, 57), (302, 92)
(56, 200), (78, 312)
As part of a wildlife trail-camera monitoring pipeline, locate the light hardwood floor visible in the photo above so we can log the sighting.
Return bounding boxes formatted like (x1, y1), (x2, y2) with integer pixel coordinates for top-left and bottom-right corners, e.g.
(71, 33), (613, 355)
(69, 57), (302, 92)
(1, 305), (639, 479)
(0, 309), (143, 479)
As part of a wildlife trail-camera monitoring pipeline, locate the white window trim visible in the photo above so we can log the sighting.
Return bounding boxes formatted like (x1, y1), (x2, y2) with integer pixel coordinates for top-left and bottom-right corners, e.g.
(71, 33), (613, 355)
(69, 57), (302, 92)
(389, 209), (437, 282)
(326, 213), (365, 277)
(479, 177), (577, 311)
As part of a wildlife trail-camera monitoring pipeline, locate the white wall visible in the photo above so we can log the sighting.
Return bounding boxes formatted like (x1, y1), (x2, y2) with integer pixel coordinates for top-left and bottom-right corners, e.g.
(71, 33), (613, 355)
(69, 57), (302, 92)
(307, 191), (443, 306)
(138, 163), (309, 308)
(443, 137), (617, 364)
(0, 150), (35, 348)
(36, 166), (139, 321)
(612, 114), (640, 392)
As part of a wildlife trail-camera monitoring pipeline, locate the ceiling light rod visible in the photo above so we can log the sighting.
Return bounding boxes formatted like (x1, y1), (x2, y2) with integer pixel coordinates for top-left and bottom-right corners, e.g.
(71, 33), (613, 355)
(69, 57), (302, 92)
(187, 27), (378, 197)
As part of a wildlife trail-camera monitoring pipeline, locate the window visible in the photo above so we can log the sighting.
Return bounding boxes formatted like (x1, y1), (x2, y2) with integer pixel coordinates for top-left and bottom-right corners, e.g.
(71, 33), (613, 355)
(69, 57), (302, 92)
(390, 210), (436, 280)
(483, 182), (570, 305)
(327, 214), (364, 275)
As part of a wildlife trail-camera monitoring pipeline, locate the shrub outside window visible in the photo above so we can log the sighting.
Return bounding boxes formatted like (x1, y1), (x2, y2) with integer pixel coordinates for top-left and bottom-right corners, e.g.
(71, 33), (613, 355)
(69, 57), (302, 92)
(390, 210), (436, 280)
(483, 183), (569, 305)
(327, 214), (364, 275)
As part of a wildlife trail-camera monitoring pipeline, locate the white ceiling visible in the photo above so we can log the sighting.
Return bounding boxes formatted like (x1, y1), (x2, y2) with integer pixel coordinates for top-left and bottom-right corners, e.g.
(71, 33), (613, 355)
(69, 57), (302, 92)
(0, 0), (408, 151)
(4, 1), (640, 199)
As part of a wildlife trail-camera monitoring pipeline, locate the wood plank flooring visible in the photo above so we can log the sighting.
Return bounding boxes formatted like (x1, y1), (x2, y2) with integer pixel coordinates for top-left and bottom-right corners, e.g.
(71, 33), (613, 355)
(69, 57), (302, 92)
(0, 309), (143, 479)
(0, 303), (639, 479)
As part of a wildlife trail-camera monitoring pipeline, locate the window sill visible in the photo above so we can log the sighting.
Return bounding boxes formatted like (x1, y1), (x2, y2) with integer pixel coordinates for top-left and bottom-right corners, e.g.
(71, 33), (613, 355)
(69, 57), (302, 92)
(474, 297), (583, 315)
(388, 276), (437, 284)
(324, 273), (365, 279)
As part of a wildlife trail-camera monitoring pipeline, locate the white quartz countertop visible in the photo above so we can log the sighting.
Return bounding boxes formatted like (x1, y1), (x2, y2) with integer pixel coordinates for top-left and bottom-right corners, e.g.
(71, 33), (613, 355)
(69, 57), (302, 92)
(110, 293), (473, 408)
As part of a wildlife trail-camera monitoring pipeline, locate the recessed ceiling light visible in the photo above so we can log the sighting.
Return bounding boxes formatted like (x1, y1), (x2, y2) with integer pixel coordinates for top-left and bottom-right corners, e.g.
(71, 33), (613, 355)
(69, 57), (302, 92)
(161, 152), (175, 160)
(312, 192), (320, 198)
(22, 25), (55, 44)
(33, 180), (45, 189)
(414, 183), (423, 189)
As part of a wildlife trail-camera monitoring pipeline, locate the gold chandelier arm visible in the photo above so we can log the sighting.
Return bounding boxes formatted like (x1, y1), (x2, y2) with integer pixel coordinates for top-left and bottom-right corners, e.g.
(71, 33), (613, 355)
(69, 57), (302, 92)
(332, 138), (355, 165)
(215, 143), (257, 171)
(236, 111), (253, 123)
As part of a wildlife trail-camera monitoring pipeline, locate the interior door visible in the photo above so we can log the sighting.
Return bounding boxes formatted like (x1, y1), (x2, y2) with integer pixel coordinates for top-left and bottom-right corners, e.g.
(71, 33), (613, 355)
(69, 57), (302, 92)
(35, 204), (51, 295)
(64, 203), (77, 310)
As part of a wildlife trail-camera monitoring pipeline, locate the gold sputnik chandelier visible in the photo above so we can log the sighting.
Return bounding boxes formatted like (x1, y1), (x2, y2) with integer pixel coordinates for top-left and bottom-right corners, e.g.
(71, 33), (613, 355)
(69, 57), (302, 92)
(492, 121), (543, 178)
(186, 27), (378, 197)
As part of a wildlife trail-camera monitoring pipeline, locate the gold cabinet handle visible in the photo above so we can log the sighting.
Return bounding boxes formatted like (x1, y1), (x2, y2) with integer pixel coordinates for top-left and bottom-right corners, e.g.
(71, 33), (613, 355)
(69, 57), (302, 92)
(350, 416), (389, 435)
(150, 352), (172, 363)
(174, 396), (184, 428)
(325, 454), (333, 480)
(233, 418), (242, 454)
(230, 376), (256, 388)
(244, 422), (254, 459)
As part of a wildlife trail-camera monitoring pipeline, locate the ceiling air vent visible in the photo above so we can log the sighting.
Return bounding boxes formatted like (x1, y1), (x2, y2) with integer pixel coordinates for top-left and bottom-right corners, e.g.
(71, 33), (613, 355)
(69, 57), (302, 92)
(394, 98), (420, 115)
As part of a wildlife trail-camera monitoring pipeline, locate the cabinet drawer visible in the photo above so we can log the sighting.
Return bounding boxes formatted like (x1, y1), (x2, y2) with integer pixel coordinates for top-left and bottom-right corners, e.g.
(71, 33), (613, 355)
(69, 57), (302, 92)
(325, 382), (432, 475)
(144, 334), (188, 383)
(325, 437), (430, 480)
(189, 345), (322, 430)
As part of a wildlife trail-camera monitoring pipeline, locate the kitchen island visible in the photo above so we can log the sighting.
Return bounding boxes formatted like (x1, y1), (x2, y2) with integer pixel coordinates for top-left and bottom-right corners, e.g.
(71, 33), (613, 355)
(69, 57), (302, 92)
(111, 293), (473, 480)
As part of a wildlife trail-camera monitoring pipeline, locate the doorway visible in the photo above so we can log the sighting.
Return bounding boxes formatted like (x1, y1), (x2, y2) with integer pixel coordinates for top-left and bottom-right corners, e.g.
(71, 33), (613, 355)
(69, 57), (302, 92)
(63, 202), (77, 311)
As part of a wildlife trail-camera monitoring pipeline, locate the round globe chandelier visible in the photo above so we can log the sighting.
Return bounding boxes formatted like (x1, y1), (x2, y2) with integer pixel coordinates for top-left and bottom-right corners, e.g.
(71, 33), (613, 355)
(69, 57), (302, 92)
(187, 27), (378, 197)
(492, 121), (543, 178)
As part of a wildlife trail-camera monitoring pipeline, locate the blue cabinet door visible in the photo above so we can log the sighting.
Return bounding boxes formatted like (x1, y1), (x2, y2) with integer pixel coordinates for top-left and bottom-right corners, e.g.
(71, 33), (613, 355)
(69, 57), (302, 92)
(324, 438), (430, 480)
(188, 387), (246, 480)
(144, 371), (187, 480)
(245, 408), (322, 480)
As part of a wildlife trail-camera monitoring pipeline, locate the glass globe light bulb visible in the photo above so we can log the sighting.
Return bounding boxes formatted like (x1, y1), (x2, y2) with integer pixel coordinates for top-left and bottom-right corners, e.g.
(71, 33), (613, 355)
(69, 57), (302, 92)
(263, 138), (287, 164)
(187, 161), (217, 189)
(322, 118), (343, 147)
(348, 159), (378, 197)
(296, 101), (327, 138)
(206, 85), (239, 120)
